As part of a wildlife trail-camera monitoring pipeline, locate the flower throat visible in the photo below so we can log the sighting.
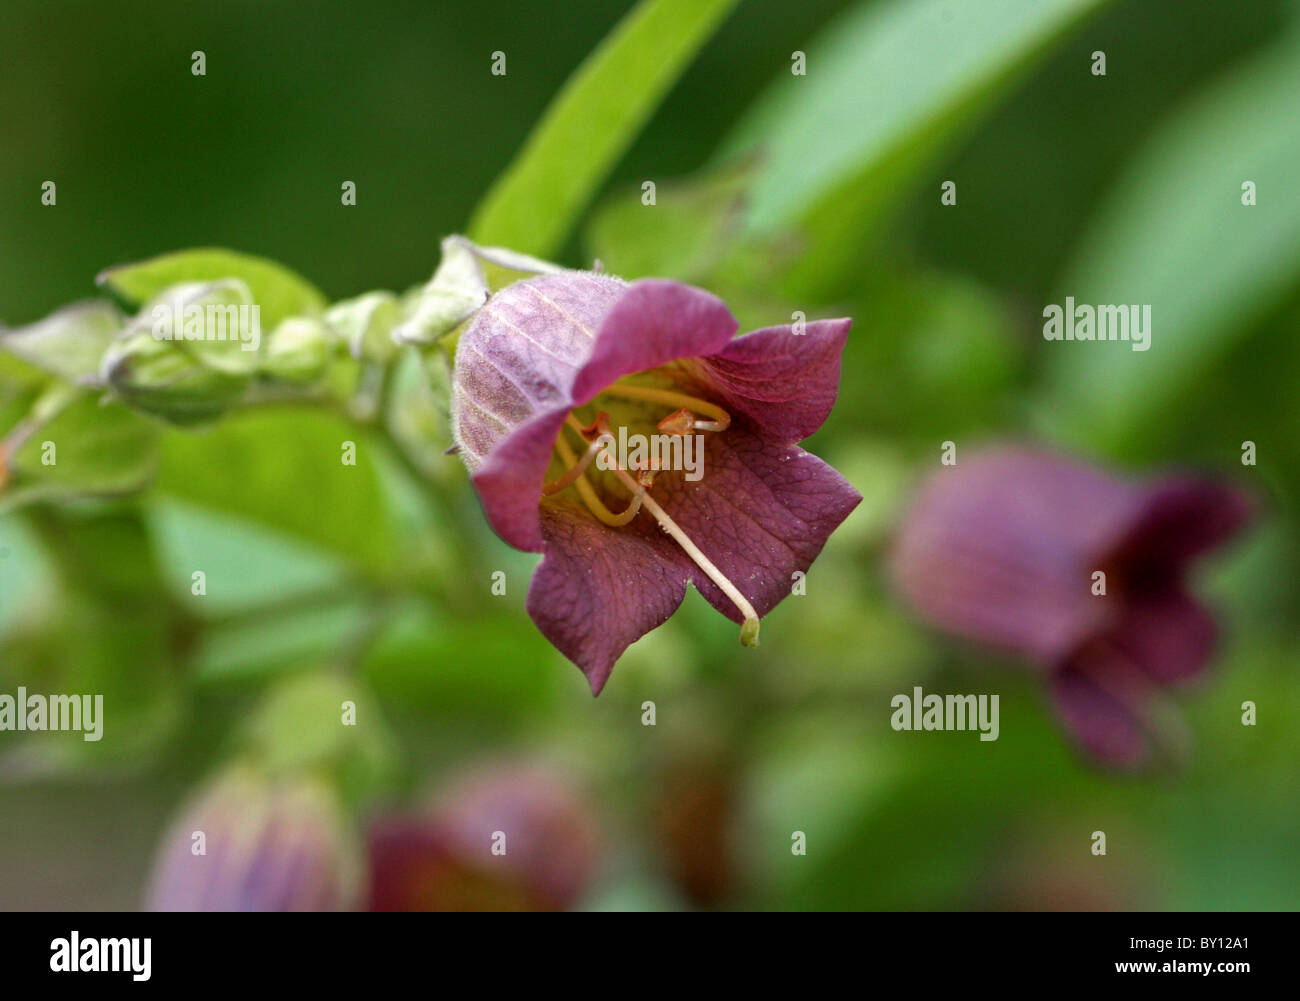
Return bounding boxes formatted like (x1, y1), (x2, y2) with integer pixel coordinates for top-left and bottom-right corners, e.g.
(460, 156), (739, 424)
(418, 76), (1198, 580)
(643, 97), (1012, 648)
(543, 377), (760, 647)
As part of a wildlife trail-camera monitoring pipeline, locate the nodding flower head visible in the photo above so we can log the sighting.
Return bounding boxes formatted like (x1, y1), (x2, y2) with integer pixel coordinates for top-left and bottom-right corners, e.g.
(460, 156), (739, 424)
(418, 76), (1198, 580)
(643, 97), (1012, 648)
(366, 761), (599, 912)
(451, 271), (860, 693)
(890, 445), (1255, 767)
(144, 765), (360, 912)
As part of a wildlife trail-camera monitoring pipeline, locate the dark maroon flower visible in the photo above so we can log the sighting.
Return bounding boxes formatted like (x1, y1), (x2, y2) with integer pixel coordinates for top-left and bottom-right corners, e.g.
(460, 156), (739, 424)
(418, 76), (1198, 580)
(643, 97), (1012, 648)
(451, 271), (860, 693)
(890, 445), (1253, 767)
(144, 766), (360, 911)
(367, 761), (598, 911)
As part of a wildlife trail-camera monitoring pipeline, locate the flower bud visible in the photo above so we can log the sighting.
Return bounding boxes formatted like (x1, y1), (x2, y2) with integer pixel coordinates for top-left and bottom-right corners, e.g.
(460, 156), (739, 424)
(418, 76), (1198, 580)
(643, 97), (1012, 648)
(325, 291), (401, 363)
(367, 760), (598, 911)
(129, 279), (262, 375)
(263, 316), (334, 382)
(101, 329), (247, 425)
(144, 765), (361, 911)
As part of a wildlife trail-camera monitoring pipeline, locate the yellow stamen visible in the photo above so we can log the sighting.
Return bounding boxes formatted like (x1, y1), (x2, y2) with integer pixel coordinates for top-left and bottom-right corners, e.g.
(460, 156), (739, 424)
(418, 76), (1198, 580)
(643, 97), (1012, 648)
(553, 429), (646, 526)
(542, 431), (612, 495)
(602, 382), (731, 432)
(560, 413), (759, 645)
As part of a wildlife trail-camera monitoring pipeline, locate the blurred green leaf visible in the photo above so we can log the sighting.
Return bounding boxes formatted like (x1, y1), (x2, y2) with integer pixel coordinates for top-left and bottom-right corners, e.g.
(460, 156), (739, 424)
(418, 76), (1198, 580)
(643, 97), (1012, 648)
(192, 601), (367, 683)
(1038, 26), (1300, 453)
(2, 392), (158, 509)
(468, 0), (739, 257)
(584, 161), (755, 282)
(0, 514), (51, 637)
(0, 598), (184, 769)
(0, 351), (47, 391)
(722, 0), (1109, 297)
(149, 499), (349, 615)
(362, 604), (562, 716)
(834, 268), (1023, 438)
(0, 300), (123, 383)
(155, 407), (397, 572)
(97, 248), (327, 329)
(0, 507), (184, 770)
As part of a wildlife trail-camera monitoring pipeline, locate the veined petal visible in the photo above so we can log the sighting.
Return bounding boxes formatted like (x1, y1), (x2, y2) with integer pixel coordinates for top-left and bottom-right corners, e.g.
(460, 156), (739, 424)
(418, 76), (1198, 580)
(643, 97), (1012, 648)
(528, 501), (696, 694)
(451, 270), (621, 471)
(691, 318), (851, 442)
(526, 425), (860, 691)
(648, 425), (861, 623)
(471, 409), (570, 552)
(570, 279), (737, 404)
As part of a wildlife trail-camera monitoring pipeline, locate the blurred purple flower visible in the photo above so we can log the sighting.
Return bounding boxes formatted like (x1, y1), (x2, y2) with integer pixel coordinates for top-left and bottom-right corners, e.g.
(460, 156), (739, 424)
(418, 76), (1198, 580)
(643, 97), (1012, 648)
(145, 766), (360, 911)
(890, 445), (1254, 766)
(367, 761), (598, 911)
(451, 272), (860, 693)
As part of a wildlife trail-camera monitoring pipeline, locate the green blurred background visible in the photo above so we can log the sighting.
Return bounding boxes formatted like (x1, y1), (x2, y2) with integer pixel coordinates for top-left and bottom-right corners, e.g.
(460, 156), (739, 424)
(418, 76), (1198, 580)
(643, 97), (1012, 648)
(1, 0), (1297, 910)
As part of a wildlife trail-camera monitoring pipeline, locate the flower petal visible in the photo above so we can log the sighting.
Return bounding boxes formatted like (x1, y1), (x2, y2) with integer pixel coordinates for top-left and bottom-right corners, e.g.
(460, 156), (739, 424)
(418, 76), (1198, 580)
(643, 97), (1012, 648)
(570, 279), (738, 404)
(1109, 587), (1217, 685)
(691, 318), (851, 441)
(471, 409), (569, 552)
(1107, 477), (1255, 580)
(1050, 663), (1149, 767)
(527, 425), (859, 690)
(649, 424), (862, 624)
(527, 501), (695, 694)
(451, 271), (622, 471)
(890, 447), (1142, 665)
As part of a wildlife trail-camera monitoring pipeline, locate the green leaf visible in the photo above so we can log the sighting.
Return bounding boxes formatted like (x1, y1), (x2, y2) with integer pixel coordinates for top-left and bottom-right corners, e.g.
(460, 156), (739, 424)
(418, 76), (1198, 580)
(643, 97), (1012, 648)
(1, 392), (158, 509)
(721, 0), (1109, 297)
(192, 600), (367, 683)
(362, 603), (562, 716)
(834, 268), (1023, 440)
(467, 0), (740, 257)
(0, 507), (183, 768)
(1037, 26), (1300, 453)
(97, 247), (328, 329)
(149, 498), (348, 615)
(154, 407), (398, 572)
(583, 160), (755, 282)
(0, 300), (123, 383)
(0, 350), (48, 389)
(0, 514), (53, 636)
